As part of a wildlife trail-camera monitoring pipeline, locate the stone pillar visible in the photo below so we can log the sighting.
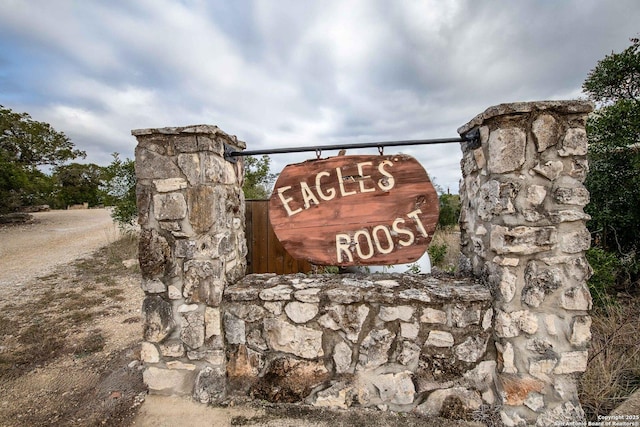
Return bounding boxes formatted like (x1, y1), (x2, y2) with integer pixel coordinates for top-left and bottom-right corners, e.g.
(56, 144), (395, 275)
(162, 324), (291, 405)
(457, 101), (594, 426)
(133, 125), (246, 403)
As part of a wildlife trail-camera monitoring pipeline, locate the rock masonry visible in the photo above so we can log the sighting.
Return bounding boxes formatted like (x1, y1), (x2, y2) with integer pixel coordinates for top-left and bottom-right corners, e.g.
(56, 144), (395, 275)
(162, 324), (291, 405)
(133, 100), (594, 426)
(458, 100), (594, 426)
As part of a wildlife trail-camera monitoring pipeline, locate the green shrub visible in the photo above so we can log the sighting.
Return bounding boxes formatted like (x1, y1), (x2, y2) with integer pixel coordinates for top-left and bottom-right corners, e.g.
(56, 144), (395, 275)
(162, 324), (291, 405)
(428, 243), (448, 268)
(586, 247), (620, 307)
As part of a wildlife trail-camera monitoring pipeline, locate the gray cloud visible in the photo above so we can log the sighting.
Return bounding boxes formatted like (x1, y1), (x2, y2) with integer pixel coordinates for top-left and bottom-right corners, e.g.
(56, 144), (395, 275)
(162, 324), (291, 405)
(0, 0), (638, 191)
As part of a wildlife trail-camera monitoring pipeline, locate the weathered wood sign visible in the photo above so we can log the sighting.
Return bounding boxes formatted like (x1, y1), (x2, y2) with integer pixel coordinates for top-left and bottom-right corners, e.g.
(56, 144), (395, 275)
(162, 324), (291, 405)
(268, 154), (439, 266)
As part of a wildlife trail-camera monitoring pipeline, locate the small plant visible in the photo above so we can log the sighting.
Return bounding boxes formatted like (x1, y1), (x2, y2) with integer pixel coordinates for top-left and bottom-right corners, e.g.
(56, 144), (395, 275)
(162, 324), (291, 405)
(428, 243), (447, 267)
(586, 247), (620, 307)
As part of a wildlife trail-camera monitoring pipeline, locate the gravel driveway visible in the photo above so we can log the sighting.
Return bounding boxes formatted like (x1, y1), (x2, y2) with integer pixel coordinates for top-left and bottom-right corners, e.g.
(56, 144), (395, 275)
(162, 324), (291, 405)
(0, 209), (120, 287)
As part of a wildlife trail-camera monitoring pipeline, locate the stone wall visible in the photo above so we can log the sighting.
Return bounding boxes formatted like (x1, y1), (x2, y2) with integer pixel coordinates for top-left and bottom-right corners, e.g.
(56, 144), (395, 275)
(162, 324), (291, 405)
(224, 273), (493, 415)
(133, 125), (246, 402)
(457, 100), (594, 426)
(133, 100), (594, 426)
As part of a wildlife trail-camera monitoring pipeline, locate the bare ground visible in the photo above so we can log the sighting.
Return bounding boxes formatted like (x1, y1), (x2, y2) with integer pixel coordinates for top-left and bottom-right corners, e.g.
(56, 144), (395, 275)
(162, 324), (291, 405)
(0, 210), (146, 426)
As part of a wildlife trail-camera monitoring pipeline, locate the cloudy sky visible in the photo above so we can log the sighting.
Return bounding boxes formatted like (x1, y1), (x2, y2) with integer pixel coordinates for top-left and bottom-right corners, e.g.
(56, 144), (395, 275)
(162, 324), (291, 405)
(1, 0), (638, 192)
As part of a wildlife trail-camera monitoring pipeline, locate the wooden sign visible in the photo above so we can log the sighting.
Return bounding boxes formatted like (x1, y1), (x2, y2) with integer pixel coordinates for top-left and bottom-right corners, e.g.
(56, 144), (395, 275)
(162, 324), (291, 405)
(269, 154), (439, 266)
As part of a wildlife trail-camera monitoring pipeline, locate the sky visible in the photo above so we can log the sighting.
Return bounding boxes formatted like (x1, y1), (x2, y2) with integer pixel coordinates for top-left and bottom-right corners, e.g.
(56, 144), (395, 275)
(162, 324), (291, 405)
(0, 0), (638, 193)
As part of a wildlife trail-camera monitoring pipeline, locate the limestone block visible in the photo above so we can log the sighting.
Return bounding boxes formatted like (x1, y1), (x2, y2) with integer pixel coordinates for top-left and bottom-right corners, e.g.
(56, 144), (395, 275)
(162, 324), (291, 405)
(183, 260), (224, 306)
(526, 185), (547, 205)
(223, 313), (246, 345)
(357, 328), (395, 370)
(421, 307), (447, 324)
(487, 127), (527, 174)
(285, 301), (319, 323)
(560, 228), (591, 254)
(153, 193), (187, 221)
(333, 341), (353, 373)
(524, 392), (545, 412)
(425, 330), (454, 347)
(482, 308), (493, 330)
(554, 351), (588, 374)
(499, 267), (517, 303)
(168, 285), (182, 300)
(139, 229), (170, 279)
(263, 318), (324, 359)
(143, 366), (195, 395)
(473, 146), (486, 169)
(135, 148), (182, 179)
(204, 307), (221, 339)
(570, 158), (589, 181)
(570, 315), (592, 347)
(478, 180), (519, 221)
(140, 342), (160, 363)
(166, 361), (197, 370)
(494, 310), (519, 338)
(554, 186), (589, 206)
(141, 278), (166, 294)
(372, 371), (415, 405)
(193, 366), (226, 404)
(561, 285), (592, 311)
(318, 304), (369, 343)
(175, 239), (196, 258)
(159, 340), (185, 358)
(326, 287), (362, 303)
(463, 360), (497, 390)
(397, 288), (431, 303)
(549, 210), (591, 223)
(496, 341), (517, 374)
(154, 178), (188, 193)
(522, 262), (562, 307)
(202, 153), (228, 184)
(263, 301), (283, 315)
(532, 113), (558, 152)
(142, 296), (175, 342)
(533, 160), (564, 180)
(187, 185), (216, 234)
(455, 336), (488, 363)
(314, 382), (355, 409)
(378, 305), (414, 322)
(294, 288), (321, 303)
(529, 357), (557, 382)
(400, 322), (420, 340)
(177, 153), (201, 185)
(397, 341), (421, 369)
(559, 128), (588, 156)
(496, 373), (544, 406)
(415, 387), (482, 417)
(259, 284), (293, 301)
(181, 310), (205, 350)
(451, 305), (481, 327)
(226, 303), (266, 323)
(490, 225), (556, 255)
(227, 344), (263, 381)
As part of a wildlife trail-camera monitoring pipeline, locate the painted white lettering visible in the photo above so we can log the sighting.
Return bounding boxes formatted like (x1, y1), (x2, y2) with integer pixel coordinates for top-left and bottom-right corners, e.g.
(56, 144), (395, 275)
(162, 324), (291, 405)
(335, 233), (353, 263)
(277, 186), (303, 216)
(392, 218), (415, 246)
(356, 162), (375, 193)
(372, 225), (393, 254)
(354, 229), (374, 260)
(336, 167), (357, 197)
(377, 160), (395, 191)
(300, 182), (320, 209)
(315, 170), (336, 201)
(407, 209), (428, 237)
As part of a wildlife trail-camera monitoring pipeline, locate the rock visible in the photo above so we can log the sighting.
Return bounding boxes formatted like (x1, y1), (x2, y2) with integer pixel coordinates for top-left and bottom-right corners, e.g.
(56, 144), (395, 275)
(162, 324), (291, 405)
(487, 128), (526, 173)
(532, 113), (558, 152)
(425, 330), (454, 347)
(263, 318), (324, 359)
(326, 287), (362, 303)
(451, 305), (481, 327)
(526, 185), (547, 205)
(455, 336), (488, 363)
(187, 185), (216, 234)
(561, 285), (592, 311)
(135, 147), (182, 179)
(259, 285), (293, 301)
(421, 307), (447, 324)
(569, 315), (592, 347)
(193, 366), (226, 404)
(159, 340), (185, 358)
(153, 193), (187, 220)
(559, 128), (588, 156)
(318, 304), (369, 343)
(372, 371), (415, 405)
(285, 301), (318, 324)
(357, 328), (395, 370)
(533, 161), (564, 180)
(496, 341), (517, 374)
(204, 307), (221, 339)
(142, 296), (175, 342)
(139, 229), (170, 279)
(333, 341), (353, 373)
(141, 278), (166, 294)
(416, 387), (482, 417)
(553, 351), (588, 374)
(223, 313), (246, 345)
(314, 382), (355, 409)
(143, 366), (195, 395)
(378, 305), (414, 322)
(153, 178), (188, 192)
(554, 186), (589, 206)
(183, 260), (224, 306)
(180, 310), (205, 350)
(490, 225), (557, 255)
(250, 357), (329, 403)
(536, 401), (586, 426)
(400, 322), (419, 340)
(529, 358), (557, 382)
(560, 228), (591, 254)
(226, 303), (266, 323)
(294, 288), (321, 303)
(140, 342), (160, 363)
(463, 360), (496, 389)
(496, 373), (544, 406)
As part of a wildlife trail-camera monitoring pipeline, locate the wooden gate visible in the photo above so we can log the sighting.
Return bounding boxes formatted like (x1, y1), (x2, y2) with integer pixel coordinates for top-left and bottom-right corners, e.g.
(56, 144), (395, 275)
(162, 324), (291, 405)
(245, 200), (313, 274)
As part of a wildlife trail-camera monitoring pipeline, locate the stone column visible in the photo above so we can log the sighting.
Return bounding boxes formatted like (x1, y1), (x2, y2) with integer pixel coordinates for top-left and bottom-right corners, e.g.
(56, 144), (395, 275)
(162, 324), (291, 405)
(133, 125), (246, 403)
(457, 101), (594, 426)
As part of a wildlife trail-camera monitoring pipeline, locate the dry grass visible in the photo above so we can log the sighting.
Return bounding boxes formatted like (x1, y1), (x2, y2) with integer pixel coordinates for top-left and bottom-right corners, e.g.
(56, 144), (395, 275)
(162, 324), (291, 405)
(579, 298), (640, 420)
(429, 228), (461, 272)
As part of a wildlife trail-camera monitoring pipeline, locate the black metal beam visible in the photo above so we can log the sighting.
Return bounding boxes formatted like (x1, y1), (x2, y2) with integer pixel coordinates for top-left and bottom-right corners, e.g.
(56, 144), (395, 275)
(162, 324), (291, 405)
(224, 128), (479, 163)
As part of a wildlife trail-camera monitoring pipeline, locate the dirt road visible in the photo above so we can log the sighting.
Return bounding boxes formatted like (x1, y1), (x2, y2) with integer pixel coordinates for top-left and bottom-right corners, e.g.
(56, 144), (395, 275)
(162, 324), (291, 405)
(0, 209), (119, 287)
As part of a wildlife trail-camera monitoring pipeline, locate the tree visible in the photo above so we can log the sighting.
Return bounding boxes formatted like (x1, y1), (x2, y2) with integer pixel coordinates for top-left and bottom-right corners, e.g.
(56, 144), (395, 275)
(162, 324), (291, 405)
(101, 153), (136, 228)
(0, 105), (85, 212)
(243, 155), (277, 199)
(52, 163), (104, 208)
(583, 37), (640, 295)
